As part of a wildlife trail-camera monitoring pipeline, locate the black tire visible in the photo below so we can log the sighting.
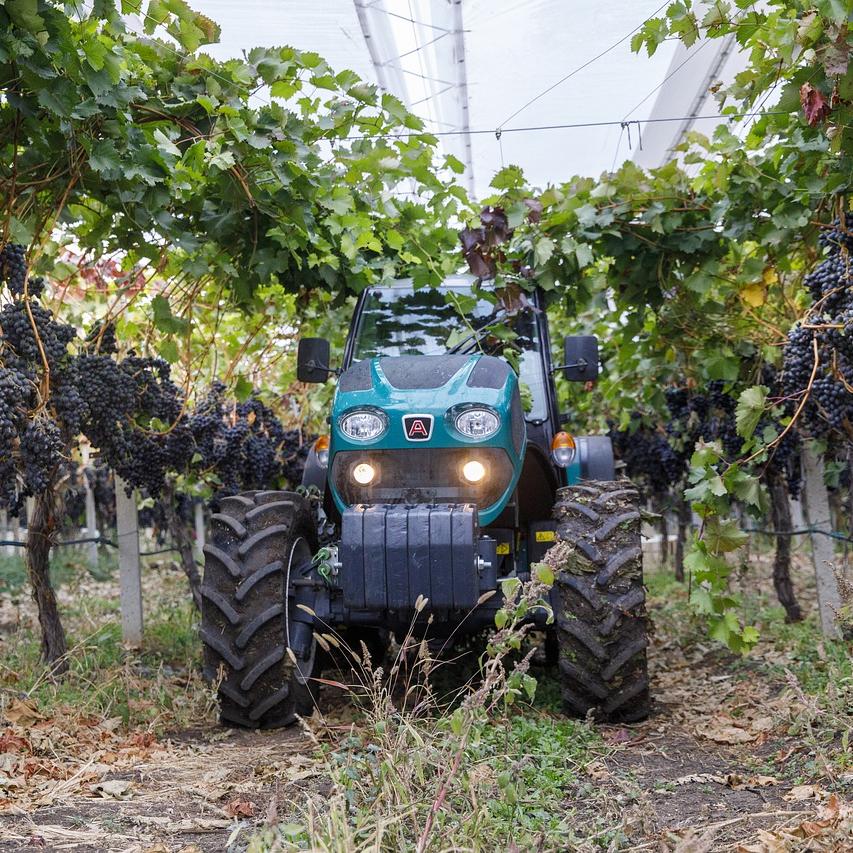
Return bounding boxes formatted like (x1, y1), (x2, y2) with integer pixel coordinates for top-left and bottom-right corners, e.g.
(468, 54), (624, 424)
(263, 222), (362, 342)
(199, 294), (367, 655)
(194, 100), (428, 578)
(551, 479), (650, 723)
(201, 490), (319, 728)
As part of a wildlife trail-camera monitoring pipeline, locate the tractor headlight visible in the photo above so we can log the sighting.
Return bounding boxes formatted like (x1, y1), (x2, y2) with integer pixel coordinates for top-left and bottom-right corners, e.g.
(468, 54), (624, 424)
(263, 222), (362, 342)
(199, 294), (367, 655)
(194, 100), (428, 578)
(452, 406), (500, 440)
(340, 408), (388, 442)
(351, 462), (377, 485)
(461, 459), (487, 483)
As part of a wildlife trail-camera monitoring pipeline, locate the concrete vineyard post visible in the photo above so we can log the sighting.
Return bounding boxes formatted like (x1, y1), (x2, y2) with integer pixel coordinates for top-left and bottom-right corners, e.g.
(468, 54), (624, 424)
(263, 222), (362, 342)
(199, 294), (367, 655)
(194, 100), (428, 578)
(801, 444), (843, 639)
(194, 500), (205, 560)
(116, 475), (143, 646)
(82, 445), (98, 570)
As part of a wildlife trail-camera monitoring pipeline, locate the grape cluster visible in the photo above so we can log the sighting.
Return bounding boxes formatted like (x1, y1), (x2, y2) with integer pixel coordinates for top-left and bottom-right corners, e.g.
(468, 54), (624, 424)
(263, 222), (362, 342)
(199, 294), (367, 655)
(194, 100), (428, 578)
(0, 243), (27, 296)
(20, 419), (63, 493)
(0, 244), (188, 509)
(782, 217), (853, 440)
(1, 243), (310, 516)
(610, 418), (684, 494)
(611, 378), (802, 498)
(167, 382), (312, 501)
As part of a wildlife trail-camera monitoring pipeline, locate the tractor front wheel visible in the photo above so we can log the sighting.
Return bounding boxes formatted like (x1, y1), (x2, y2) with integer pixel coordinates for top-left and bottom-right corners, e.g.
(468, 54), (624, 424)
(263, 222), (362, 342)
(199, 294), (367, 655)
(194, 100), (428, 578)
(201, 490), (319, 728)
(551, 479), (650, 723)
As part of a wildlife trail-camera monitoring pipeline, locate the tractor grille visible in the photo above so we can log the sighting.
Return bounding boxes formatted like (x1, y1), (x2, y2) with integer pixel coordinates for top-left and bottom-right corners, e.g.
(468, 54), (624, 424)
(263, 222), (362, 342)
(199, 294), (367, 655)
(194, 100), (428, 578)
(331, 447), (513, 510)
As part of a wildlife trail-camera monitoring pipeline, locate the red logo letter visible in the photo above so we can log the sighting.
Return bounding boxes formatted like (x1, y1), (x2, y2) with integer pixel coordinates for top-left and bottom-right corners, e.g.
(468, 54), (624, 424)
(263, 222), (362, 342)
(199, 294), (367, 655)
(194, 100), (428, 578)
(408, 419), (428, 438)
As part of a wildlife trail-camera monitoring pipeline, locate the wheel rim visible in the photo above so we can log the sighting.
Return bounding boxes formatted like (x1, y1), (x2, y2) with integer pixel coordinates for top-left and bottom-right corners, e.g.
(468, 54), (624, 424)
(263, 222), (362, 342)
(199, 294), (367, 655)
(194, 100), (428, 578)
(285, 536), (316, 686)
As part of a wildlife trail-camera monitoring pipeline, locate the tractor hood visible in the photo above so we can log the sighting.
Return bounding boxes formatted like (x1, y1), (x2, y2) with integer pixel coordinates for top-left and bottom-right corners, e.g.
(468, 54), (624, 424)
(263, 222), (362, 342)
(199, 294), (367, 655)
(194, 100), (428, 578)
(327, 355), (526, 525)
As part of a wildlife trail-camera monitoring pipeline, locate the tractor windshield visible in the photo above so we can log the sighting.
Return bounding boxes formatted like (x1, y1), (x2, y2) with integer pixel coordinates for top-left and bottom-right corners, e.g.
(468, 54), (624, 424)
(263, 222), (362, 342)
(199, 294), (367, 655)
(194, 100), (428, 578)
(352, 283), (549, 420)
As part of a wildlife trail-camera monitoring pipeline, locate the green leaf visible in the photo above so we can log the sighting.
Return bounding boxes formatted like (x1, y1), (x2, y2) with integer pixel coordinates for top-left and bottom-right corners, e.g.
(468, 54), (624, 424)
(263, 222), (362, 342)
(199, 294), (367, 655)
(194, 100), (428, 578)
(574, 242), (594, 269)
(490, 165), (525, 190)
(704, 518), (748, 554)
(735, 385), (767, 439)
(158, 338), (180, 363)
(151, 295), (190, 335)
(6, 0), (45, 33)
(89, 140), (122, 175)
(533, 562), (555, 586)
(534, 237), (555, 267)
(234, 375), (253, 402)
(500, 577), (521, 600)
(729, 470), (763, 508)
(444, 154), (465, 174)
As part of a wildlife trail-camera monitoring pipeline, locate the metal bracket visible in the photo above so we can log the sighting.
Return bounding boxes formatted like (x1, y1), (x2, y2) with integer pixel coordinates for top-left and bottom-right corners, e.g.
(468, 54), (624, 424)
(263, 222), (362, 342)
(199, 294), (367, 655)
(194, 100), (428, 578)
(550, 358), (589, 375)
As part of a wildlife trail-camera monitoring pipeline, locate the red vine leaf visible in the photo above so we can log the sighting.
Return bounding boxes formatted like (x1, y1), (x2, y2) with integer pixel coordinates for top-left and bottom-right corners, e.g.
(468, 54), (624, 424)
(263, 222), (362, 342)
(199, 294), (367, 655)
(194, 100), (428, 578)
(800, 83), (831, 126)
(458, 227), (496, 279)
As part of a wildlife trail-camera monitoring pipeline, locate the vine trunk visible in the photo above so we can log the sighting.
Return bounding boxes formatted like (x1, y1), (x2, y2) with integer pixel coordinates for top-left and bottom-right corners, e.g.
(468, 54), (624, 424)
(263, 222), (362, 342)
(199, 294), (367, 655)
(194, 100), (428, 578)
(26, 488), (69, 675)
(767, 470), (802, 623)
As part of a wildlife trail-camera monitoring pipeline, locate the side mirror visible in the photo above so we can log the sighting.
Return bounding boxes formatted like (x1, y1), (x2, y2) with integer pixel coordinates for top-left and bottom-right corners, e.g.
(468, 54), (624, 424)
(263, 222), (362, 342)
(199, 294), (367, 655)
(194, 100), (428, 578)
(562, 335), (599, 382)
(297, 337), (332, 383)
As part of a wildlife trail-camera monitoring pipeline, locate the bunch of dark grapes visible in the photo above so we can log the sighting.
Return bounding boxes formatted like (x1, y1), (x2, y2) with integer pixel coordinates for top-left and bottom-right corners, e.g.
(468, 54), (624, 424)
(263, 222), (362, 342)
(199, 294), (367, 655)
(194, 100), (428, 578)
(76, 353), (184, 496)
(0, 243), (186, 509)
(609, 414), (685, 495)
(611, 379), (801, 498)
(782, 217), (853, 440)
(757, 365), (803, 498)
(0, 243), (27, 296)
(19, 419), (63, 493)
(166, 383), (311, 500)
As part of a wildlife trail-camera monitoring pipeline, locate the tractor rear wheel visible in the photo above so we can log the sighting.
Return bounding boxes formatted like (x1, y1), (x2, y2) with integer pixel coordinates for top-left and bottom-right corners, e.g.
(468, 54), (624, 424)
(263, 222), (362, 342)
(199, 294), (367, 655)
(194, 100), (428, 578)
(201, 490), (319, 728)
(551, 479), (650, 723)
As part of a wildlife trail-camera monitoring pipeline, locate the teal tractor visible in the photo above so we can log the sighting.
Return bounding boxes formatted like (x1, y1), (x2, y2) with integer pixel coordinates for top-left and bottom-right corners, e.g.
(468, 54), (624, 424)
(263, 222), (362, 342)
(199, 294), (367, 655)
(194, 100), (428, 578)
(201, 276), (649, 727)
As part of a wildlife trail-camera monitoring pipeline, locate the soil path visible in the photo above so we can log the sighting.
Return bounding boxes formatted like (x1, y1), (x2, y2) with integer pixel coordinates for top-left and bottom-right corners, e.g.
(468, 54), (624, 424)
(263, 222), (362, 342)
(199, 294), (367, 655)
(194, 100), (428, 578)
(1, 566), (851, 851)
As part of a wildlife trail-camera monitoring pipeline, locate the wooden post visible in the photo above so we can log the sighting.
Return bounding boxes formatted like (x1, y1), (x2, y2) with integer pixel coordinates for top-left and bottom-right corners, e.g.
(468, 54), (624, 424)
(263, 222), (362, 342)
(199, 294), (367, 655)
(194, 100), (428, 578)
(1, 509), (10, 557)
(194, 500), (205, 560)
(801, 444), (842, 639)
(81, 445), (98, 570)
(115, 476), (143, 646)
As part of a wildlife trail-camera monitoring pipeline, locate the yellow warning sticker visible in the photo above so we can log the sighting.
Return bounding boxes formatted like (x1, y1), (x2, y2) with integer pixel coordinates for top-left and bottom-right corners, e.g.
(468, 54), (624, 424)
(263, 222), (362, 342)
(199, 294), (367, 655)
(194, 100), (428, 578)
(535, 530), (556, 542)
(496, 542), (510, 555)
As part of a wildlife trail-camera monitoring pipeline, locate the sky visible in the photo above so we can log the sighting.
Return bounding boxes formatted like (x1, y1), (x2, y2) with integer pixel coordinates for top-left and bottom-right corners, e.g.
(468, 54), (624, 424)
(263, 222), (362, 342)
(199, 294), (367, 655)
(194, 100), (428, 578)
(190, 0), (678, 198)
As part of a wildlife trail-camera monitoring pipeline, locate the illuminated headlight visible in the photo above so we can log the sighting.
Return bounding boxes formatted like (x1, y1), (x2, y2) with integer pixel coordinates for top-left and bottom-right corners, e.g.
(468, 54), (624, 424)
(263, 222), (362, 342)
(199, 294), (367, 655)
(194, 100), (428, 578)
(454, 407), (500, 439)
(340, 409), (388, 441)
(462, 459), (487, 483)
(351, 462), (376, 485)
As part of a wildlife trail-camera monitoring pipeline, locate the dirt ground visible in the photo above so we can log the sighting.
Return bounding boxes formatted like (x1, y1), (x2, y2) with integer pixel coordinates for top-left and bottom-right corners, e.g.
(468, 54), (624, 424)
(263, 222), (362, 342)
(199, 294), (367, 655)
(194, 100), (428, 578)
(0, 554), (851, 852)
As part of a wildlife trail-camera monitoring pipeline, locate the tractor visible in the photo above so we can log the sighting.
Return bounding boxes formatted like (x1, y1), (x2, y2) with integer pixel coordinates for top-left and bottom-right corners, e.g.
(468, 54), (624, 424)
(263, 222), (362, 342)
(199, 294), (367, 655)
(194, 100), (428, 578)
(200, 275), (649, 728)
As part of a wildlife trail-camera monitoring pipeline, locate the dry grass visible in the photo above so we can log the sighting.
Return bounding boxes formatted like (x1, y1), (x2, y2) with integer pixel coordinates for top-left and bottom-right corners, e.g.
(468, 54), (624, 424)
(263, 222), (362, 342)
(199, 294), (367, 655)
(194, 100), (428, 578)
(0, 546), (851, 852)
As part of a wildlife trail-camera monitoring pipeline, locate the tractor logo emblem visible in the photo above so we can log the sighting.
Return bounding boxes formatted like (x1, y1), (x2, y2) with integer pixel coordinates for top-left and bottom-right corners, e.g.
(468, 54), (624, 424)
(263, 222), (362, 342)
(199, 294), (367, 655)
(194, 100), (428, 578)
(403, 414), (433, 441)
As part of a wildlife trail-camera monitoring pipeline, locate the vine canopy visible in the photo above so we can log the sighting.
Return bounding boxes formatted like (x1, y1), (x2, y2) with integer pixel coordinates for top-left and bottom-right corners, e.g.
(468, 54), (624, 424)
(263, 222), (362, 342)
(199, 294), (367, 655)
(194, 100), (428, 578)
(0, 0), (465, 302)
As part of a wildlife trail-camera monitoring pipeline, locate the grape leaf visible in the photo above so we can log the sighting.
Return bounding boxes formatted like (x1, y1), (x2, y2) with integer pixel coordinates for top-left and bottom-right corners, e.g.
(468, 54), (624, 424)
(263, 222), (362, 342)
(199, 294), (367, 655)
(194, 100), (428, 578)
(735, 385), (767, 439)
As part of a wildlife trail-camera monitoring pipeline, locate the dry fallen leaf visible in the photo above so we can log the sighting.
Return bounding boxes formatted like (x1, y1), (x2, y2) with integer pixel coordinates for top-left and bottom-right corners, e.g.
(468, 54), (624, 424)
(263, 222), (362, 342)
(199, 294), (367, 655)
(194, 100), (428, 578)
(725, 774), (779, 790)
(4, 699), (43, 726)
(224, 795), (256, 818)
(673, 773), (728, 786)
(672, 826), (717, 853)
(586, 760), (610, 782)
(784, 784), (821, 801)
(695, 714), (755, 744)
(91, 779), (133, 799)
